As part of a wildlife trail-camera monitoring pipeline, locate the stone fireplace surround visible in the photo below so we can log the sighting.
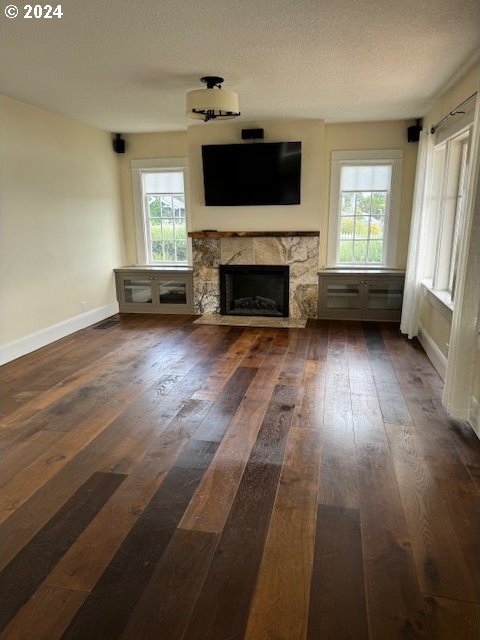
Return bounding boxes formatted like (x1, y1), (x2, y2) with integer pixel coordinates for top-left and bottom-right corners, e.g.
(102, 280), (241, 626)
(188, 231), (320, 318)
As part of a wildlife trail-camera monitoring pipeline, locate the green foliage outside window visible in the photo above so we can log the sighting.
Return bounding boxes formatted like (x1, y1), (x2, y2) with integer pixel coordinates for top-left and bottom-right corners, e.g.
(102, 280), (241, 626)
(339, 191), (386, 264)
(147, 195), (187, 262)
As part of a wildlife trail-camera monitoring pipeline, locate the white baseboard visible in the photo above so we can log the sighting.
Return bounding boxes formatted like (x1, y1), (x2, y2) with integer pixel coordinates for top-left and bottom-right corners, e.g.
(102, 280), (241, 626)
(0, 302), (119, 365)
(470, 396), (480, 439)
(417, 323), (447, 381)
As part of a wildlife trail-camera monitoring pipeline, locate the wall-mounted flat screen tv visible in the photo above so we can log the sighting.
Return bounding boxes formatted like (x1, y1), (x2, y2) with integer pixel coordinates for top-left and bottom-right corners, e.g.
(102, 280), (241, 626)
(201, 141), (301, 206)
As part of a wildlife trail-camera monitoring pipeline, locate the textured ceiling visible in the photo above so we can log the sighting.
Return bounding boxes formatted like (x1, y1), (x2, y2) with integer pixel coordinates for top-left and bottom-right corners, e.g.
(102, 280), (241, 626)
(1, 0), (479, 132)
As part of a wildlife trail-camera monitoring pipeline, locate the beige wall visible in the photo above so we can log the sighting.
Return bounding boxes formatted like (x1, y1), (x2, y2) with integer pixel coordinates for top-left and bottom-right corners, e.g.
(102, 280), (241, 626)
(0, 96), (125, 343)
(117, 131), (188, 264)
(323, 121), (417, 267)
(423, 64), (479, 134)
(417, 64), (479, 357)
(187, 119), (324, 235)
(120, 118), (416, 268)
(419, 295), (451, 358)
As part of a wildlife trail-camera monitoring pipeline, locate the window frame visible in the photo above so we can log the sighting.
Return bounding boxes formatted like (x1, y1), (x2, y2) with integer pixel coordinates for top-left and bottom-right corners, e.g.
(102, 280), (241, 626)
(327, 149), (403, 267)
(429, 126), (472, 303)
(131, 158), (191, 266)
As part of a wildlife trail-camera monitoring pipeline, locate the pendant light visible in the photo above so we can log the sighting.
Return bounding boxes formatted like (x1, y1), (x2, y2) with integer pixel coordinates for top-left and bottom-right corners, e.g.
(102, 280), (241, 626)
(186, 76), (240, 122)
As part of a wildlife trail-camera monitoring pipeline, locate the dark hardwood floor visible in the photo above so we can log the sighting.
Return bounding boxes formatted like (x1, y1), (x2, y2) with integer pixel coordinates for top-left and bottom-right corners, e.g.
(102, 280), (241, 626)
(1, 314), (479, 639)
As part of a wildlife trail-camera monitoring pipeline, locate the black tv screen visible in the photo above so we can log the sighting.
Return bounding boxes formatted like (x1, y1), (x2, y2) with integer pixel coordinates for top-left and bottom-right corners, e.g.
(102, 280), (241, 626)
(201, 141), (301, 206)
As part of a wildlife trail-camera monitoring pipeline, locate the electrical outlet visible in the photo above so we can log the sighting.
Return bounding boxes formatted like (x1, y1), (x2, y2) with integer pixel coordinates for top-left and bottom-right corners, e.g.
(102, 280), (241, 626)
(80, 301), (87, 312)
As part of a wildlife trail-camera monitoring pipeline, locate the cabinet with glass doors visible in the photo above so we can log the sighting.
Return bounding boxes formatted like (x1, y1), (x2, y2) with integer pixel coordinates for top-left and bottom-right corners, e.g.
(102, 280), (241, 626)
(114, 266), (193, 314)
(318, 268), (405, 321)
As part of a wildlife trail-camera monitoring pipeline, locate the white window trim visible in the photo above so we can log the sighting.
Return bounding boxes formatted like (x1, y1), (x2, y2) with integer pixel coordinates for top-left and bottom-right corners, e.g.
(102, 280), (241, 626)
(327, 149), (403, 267)
(435, 108), (474, 145)
(131, 157), (191, 266)
(430, 122), (473, 302)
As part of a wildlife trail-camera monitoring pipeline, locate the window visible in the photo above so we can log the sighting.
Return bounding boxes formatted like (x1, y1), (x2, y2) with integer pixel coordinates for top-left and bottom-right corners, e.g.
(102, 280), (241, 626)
(132, 158), (190, 265)
(429, 128), (472, 303)
(328, 150), (403, 267)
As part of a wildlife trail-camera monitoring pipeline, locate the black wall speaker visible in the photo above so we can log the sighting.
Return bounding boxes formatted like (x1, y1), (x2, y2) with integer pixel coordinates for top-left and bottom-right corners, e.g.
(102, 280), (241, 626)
(113, 133), (126, 154)
(407, 120), (422, 143)
(241, 128), (264, 140)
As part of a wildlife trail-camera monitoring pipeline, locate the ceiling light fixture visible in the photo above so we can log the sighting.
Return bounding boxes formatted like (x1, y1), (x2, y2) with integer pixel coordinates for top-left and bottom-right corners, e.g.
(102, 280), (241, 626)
(186, 76), (240, 122)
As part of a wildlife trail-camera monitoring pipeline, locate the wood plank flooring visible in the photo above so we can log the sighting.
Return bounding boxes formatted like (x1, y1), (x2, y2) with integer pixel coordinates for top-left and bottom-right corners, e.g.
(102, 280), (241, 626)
(1, 314), (479, 640)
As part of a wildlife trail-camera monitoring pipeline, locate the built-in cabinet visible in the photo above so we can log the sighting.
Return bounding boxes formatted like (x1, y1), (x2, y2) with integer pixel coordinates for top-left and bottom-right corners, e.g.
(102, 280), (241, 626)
(318, 268), (405, 321)
(114, 266), (193, 314)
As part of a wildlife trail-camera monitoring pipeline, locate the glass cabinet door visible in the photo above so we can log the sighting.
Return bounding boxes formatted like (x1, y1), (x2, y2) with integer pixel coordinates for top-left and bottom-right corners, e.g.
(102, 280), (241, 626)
(122, 278), (153, 304)
(324, 280), (363, 309)
(366, 279), (404, 309)
(158, 280), (187, 305)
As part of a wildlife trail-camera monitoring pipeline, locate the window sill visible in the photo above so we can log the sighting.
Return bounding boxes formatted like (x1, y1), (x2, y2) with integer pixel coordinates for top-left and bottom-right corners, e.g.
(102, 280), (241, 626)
(421, 280), (454, 321)
(320, 266), (405, 275)
(147, 263), (191, 269)
(115, 264), (193, 273)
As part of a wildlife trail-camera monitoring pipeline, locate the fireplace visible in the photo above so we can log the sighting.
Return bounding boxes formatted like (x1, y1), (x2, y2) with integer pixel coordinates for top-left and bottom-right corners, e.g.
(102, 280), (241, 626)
(190, 232), (320, 318)
(219, 264), (289, 317)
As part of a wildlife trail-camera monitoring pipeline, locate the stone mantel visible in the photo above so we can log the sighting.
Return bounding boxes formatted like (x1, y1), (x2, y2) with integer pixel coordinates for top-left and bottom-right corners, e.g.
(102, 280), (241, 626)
(188, 230), (319, 238)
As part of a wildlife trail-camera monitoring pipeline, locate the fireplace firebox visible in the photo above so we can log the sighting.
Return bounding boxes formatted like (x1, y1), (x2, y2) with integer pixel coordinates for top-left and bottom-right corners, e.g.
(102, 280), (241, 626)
(219, 264), (289, 317)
